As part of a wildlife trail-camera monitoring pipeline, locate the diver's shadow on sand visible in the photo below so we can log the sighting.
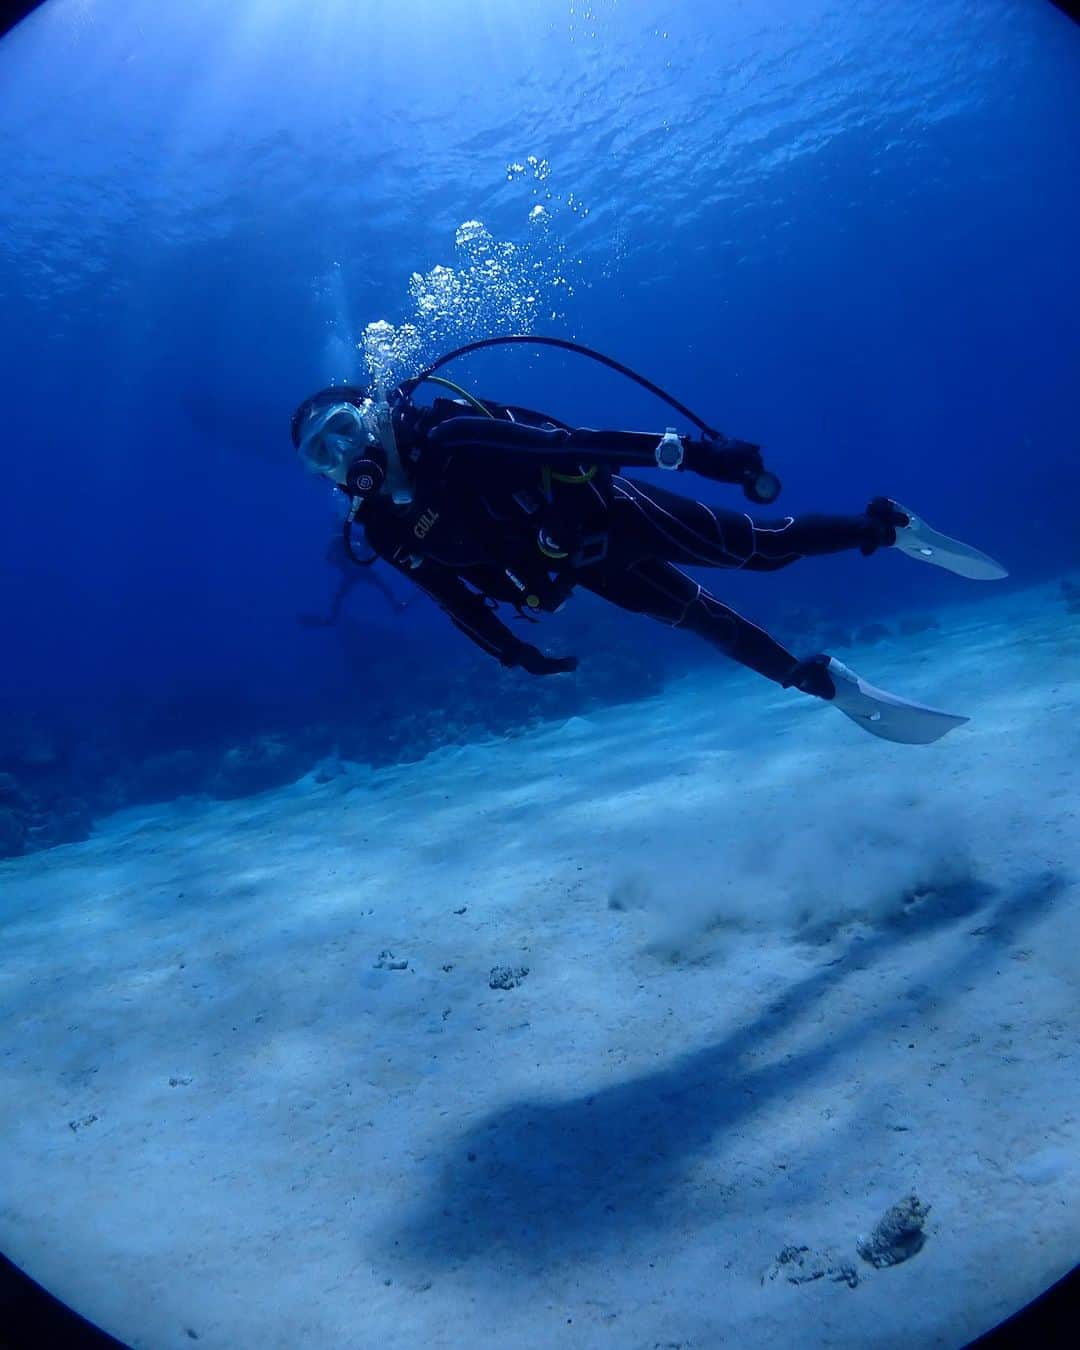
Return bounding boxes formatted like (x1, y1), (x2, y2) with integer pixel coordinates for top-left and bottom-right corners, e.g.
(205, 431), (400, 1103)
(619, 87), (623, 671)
(379, 870), (1066, 1270)
(797, 876), (997, 949)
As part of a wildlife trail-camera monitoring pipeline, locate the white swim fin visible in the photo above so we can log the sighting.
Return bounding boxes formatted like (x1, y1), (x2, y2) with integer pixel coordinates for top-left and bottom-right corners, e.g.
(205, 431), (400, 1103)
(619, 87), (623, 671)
(891, 502), (1008, 581)
(826, 657), (969, 744)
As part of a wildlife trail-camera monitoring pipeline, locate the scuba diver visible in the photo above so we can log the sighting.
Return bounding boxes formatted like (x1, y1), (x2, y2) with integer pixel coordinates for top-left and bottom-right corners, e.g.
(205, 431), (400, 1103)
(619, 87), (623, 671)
(290, 336), (1007, 744)
(298, 535), (409, 629)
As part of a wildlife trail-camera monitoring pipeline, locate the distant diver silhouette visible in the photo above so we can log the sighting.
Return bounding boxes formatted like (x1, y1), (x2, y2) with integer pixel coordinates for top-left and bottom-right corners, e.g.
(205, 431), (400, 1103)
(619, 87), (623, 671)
(291, 336), (1006, 744)
(298, 536), (408, 629)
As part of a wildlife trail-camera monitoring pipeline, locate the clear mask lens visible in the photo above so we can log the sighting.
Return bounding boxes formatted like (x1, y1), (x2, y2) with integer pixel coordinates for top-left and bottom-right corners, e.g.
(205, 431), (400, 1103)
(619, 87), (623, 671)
(297, 402), (373, 478)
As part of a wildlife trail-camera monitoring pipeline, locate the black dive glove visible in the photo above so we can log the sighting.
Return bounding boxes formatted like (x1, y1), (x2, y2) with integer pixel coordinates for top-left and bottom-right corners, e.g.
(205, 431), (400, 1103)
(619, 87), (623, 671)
(510, 642), (579, 676)
(683, 437), (781, 504)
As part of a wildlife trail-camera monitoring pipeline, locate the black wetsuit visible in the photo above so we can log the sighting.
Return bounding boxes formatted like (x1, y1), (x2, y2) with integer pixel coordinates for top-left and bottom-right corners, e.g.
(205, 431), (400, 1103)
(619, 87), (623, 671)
(353, 393), (892, 688)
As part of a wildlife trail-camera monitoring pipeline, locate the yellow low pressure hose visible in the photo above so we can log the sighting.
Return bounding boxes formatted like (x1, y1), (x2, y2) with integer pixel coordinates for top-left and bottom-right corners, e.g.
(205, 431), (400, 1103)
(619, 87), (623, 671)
(422, 374), (495, 417)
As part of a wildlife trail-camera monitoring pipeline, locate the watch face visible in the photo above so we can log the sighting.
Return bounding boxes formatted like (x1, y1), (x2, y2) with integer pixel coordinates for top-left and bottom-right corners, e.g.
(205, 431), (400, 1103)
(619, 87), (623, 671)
(658, 434), (683, 467)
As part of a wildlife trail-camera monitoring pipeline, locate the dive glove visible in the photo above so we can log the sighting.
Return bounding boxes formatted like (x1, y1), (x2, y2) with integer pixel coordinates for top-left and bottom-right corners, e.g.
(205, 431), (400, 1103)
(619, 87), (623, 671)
(512, 642), (579, 676)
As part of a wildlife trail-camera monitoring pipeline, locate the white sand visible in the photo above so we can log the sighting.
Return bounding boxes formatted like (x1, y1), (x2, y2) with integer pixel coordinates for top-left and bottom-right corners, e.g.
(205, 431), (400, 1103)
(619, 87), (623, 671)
(1, 583), (1078, 1349)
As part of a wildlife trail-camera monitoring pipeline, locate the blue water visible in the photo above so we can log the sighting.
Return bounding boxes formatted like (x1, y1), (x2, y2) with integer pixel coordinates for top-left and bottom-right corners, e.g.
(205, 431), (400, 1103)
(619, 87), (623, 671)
(0, 0), (1078, 844)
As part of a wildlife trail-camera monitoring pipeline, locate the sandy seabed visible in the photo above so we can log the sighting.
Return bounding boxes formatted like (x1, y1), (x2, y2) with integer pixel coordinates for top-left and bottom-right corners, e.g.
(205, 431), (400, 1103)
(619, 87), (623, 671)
(2, 583), (1078, 1349)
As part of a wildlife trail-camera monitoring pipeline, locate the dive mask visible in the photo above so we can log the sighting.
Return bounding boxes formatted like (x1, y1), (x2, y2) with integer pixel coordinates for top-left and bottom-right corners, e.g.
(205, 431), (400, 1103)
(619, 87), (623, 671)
(295, 401), (377, 483)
